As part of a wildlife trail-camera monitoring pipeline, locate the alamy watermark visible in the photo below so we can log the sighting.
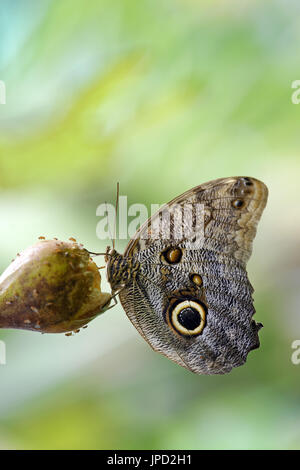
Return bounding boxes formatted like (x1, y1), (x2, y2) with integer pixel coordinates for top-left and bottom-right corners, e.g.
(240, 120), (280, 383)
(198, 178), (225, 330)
(0, 340), (6, 365)
(0, 80), (6, 104)
(291, 340), (300, 365)
(291, 80), (300, 104)
(96, 196), (205, 249)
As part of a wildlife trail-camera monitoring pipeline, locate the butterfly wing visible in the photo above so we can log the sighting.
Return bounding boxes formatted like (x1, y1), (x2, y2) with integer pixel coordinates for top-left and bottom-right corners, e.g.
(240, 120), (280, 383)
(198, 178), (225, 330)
(125, 176), (268, 266)
(120, 176), (268, 374)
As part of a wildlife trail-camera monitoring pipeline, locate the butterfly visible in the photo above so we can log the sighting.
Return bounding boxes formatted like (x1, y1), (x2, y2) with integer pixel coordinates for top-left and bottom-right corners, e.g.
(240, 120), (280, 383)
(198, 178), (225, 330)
(104, 177), (268, 375)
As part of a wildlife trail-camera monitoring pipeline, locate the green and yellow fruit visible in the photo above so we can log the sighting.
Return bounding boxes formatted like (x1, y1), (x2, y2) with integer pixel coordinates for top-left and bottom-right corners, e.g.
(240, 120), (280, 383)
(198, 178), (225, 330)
(0, 239), (111, 333)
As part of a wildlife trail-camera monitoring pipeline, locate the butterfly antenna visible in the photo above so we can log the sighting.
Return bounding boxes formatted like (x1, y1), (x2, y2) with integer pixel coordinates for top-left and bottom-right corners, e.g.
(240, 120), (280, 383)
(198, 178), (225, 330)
(104, 199), (114, 248)
(113, 182), (120, 250)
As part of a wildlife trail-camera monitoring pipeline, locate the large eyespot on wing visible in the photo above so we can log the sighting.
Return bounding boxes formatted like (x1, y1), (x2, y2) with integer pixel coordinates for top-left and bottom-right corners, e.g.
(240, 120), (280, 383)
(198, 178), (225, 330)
(118, 271), (260, 375)
(166, 299), (206, 337)
(124, 176), (268, 267)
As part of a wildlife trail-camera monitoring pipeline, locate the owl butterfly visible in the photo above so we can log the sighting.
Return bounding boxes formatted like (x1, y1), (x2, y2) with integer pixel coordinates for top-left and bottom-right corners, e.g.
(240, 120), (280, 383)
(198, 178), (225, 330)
(105, 177), (268, 375)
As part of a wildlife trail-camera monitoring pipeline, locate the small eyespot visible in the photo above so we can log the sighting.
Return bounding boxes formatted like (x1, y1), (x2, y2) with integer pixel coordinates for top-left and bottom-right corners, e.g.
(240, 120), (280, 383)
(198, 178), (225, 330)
(242, 177), (253, 186)
(232, 199), (245, 209)
(190, 273), (203, 287)
(162, 247), (182, 264)
(168, 300), (206, 336)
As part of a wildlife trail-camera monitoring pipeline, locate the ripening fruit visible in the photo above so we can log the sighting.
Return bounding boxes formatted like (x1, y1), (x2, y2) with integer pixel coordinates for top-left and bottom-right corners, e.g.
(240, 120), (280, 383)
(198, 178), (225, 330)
(0, 239), (111, 333)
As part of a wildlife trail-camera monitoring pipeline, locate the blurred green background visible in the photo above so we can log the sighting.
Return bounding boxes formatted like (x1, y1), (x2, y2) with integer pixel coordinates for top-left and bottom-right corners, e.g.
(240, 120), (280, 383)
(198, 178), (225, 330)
(0, 0), (300, 450)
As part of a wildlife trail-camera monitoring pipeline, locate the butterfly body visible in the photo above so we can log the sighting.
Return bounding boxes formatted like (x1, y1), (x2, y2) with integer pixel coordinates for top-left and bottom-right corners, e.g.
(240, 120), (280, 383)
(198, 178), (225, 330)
(106, 177), (268, 375)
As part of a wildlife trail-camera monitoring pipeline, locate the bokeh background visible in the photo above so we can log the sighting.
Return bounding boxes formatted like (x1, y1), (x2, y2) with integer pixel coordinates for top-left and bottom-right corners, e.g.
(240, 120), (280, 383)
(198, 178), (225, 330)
(0, 0), (300, 450)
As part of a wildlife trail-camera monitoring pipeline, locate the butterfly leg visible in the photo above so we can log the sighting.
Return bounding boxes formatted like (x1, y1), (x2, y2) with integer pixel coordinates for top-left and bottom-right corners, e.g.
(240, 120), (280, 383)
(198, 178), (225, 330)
(103, 290), (121, 312)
